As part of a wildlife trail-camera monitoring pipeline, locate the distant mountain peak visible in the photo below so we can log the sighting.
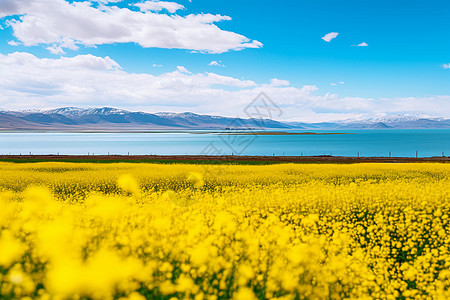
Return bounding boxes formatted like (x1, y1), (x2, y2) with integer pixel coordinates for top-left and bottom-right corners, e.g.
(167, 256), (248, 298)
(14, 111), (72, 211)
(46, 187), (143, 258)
(1, 107), (449, 130)
(0, 107), (289, 130)
(338, 113), (436, 124)
(85, 107), (127, 115)
(44, 107), (85, 115)
(43, 107), (129, 116)
(155, 112), (203, 118)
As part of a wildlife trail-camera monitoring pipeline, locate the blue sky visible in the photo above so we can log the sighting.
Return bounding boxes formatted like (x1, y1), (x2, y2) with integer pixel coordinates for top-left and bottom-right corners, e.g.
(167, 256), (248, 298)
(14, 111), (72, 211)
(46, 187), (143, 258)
(0, 0), (449, 121)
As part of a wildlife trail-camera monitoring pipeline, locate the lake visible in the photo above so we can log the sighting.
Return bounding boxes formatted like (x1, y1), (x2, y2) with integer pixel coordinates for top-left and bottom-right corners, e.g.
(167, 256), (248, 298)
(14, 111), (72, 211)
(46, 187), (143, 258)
(1, 129), (449, 157)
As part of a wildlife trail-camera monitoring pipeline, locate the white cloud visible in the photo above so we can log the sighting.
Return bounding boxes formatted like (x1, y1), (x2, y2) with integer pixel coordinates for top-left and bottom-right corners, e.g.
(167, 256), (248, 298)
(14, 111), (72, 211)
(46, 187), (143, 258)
(7, 40), (20, 46)
(330, 82), (344, 86)
(442, 64), (450, 69)
(205, 72), (256, 88)
(135, 1), (184, 14)
(355, 42), (368, 47)
(176, 66), (191, 74)
(93, 0), (123, 3)
(208, 60), (225, 67)
(321, 32), (339, 42)
(0, 0), (21, 18)
(47, 44), (65, 55)
(0, 0), (262, 54)
(268, 78), (290, 87)
(152, 64), (163, 67)
(0, 52), (449, 122)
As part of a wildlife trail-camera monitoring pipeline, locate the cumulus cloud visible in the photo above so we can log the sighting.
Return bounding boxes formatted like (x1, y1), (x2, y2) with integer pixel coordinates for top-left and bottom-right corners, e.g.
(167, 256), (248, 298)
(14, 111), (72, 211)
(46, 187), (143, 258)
(321, 32), (339, 42)
(176, 66), (191, 74)
(0, 52), (449, 122)
(442, 64), (450, 69)
(7, 40), (20, 46)
(47, 45), (65, 55)
(268, 78), (290, 87)
(135, 1), (184, 13)
(0, 0), (22, 18)
(354, 42), (368, 47)
(208, 61), (225, 67)
(0, 0), (262, 54)
(92, 0), (124, 3)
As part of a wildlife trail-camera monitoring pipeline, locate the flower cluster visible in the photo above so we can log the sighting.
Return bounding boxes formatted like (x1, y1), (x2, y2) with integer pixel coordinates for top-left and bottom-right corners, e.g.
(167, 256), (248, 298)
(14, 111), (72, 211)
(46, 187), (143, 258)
(0, 162), (449, 299)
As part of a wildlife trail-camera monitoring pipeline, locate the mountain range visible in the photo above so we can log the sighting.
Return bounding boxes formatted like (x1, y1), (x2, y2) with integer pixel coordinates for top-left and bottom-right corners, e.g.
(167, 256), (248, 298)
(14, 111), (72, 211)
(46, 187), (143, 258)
(1, 107), (450, 131)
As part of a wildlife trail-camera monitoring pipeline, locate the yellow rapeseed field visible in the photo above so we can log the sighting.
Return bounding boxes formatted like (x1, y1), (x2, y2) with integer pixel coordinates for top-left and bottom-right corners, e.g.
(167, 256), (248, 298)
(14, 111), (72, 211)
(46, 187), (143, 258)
(0, 162), (449, 300)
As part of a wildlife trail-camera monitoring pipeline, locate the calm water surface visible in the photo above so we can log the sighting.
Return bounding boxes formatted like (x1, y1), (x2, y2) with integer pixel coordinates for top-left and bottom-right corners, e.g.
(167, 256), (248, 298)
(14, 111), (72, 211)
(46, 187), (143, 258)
(1, 130), (449, 157)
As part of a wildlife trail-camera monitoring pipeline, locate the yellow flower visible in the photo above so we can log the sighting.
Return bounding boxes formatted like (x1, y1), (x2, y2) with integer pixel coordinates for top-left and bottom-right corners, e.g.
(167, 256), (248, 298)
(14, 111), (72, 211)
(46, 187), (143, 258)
(234, 287), (257, 300)
(186, 172), (204, 189)
(0, 231), (24, 268)
(159, 280), (176, 295)
(0, 161), (449, 299)
(118, 174), (140, 195)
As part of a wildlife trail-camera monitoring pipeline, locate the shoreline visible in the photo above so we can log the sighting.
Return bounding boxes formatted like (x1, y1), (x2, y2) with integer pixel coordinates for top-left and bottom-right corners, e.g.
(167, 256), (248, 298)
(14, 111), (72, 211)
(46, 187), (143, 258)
(0, 155), (449, 164)
(0, 130), (349, 135)
(216, 132), (351, 135)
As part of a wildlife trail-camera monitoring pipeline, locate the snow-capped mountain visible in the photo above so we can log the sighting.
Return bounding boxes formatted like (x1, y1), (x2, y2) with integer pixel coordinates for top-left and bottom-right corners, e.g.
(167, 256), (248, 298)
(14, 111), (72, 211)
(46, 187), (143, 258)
(0, 107), (289, 130)
(325, 113), (450, 129)
(43, 107), (128, 116)
(337, 113), (440, 124)
(0, 107), (449, 131)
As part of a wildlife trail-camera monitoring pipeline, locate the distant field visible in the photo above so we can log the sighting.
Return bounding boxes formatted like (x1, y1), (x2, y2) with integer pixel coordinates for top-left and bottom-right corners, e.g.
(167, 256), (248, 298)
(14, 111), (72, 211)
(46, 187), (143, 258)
(1, 162), (450, 299)
(0, 154), (449, 164)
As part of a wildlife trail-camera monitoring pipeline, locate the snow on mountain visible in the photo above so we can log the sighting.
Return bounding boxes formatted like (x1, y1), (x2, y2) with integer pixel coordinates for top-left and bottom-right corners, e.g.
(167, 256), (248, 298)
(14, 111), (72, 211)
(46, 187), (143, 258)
(337, 113), (438, 124)
(43, 107), (128, 116)
(1, 107), (449, 130)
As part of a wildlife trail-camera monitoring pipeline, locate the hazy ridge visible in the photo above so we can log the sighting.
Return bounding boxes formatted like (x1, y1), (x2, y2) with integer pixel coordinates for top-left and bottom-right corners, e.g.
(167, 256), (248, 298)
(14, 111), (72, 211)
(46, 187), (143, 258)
(1, 107), (450, 131)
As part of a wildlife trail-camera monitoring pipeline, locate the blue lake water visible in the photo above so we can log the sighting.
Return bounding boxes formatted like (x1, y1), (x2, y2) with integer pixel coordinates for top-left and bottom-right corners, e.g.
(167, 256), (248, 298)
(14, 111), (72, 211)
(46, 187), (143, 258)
(1, 130), (449, 157)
